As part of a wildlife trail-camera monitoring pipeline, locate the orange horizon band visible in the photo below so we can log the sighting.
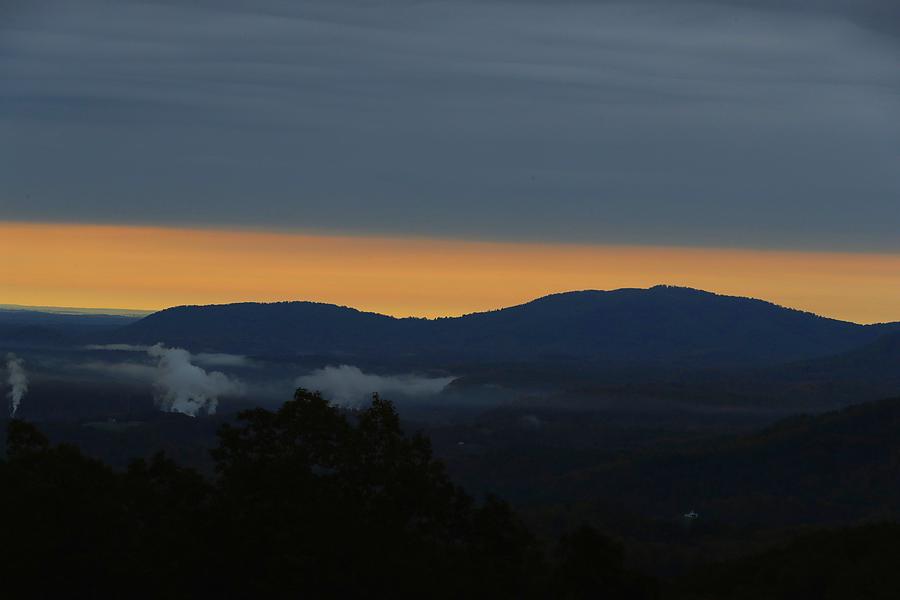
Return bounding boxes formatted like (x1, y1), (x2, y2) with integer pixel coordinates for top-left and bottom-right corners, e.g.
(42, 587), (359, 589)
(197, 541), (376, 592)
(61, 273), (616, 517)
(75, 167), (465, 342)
(1, 221), (900, 324)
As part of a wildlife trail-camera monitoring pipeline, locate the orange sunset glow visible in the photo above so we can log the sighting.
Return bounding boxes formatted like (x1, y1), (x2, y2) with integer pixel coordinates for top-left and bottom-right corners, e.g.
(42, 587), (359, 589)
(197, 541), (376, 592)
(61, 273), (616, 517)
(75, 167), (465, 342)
(2, 221), (899, 323)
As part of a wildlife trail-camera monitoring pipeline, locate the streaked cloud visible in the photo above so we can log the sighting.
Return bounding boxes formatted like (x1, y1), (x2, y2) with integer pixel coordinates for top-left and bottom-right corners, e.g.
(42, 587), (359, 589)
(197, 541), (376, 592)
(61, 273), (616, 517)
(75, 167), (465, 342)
(1, 0), (898, 250)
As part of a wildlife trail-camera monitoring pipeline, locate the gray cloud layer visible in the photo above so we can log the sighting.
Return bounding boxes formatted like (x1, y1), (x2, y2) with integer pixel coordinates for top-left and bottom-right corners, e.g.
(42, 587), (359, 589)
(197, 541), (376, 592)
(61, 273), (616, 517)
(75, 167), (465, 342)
(2, 0), (898, 250)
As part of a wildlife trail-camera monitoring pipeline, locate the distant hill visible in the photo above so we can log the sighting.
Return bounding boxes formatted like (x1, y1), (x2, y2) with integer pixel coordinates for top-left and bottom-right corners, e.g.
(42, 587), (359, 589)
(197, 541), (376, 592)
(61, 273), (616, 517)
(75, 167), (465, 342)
(0, 309), (140, 347)
(533, 394), (900, 529)
(781, 330), (900, 379)
(601, 330), (900, 410)
(727, 330), (900, 405)
(115, 286), (898, 368)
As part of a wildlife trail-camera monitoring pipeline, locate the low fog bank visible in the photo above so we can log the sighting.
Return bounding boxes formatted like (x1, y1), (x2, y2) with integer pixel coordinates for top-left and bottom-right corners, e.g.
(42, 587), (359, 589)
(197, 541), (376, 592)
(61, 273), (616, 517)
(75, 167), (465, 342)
(295, 365), (456, 407)
(85, 344), (255, 368)
(1, 345), (487, 420)
(0, 343), (805, 432)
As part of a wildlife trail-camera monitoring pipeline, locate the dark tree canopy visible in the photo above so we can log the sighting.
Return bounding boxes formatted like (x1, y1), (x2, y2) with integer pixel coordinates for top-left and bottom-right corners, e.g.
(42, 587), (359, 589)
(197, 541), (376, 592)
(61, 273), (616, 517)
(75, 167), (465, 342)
(207, 390), (541, 597)
(0, 390), (651, 599)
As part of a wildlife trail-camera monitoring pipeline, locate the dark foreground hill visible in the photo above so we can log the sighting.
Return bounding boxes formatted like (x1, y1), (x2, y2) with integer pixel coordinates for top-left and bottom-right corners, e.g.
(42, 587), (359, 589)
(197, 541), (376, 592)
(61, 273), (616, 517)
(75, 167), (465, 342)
(507, 395), (900, 530)
(0, 392), (657, 599)
(8, 388), (900, 598)
(116, 286), (898, 368)
(697, 330), (900, 407)
(674, 523), (900, 599)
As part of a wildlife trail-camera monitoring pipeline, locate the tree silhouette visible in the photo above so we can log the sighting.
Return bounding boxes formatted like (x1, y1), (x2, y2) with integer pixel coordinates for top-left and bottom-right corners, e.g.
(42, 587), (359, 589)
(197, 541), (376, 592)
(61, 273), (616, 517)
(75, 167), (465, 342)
(209, 390), (542, 597)
(0, 392), (655, 598)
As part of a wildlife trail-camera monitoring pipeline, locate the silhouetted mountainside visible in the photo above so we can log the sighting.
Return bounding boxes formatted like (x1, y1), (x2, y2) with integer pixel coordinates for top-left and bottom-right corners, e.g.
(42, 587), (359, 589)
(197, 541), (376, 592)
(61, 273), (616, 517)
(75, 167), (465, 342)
(117, 286), (897, 367)
(534, 395), (900, 529)
(724, 330), (900, 405)
(782, 330), (900, 379)
(674, 523), (900, 599)
(603, 330), (900, 410)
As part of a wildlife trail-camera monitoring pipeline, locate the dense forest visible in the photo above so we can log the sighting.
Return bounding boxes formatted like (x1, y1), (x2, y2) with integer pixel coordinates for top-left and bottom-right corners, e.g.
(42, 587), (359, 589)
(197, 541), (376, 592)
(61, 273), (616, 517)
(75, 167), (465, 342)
(4, 389), (900, 598)
(0, 390), (655, 599)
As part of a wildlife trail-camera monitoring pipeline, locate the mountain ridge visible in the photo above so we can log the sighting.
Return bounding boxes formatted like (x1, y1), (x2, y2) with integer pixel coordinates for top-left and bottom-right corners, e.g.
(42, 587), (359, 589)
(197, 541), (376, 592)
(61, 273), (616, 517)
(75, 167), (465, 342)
(115, 286), (900, 368)
(137, 285), (879, 324)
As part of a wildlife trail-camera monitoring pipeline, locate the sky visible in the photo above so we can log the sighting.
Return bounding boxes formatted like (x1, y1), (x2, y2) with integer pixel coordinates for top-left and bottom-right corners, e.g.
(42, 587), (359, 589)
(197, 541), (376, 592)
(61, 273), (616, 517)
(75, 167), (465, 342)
(1, 0), (899, 320)
(3, 222), (900, 324)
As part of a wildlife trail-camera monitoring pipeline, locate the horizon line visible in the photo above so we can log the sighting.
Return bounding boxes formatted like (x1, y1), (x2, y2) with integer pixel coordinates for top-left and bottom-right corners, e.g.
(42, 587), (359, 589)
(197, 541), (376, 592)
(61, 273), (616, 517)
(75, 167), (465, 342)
(5, 285), (896, 327)
(4, 222), (900, 325)
(0, 303), (154, 318)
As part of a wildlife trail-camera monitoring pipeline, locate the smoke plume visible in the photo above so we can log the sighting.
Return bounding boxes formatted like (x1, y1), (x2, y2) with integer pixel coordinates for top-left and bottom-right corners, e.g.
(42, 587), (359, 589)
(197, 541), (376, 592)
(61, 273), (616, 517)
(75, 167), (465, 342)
(5, 353), (28, 417)
(295, 365), (455, 407)
(147, 344), (244, 416)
